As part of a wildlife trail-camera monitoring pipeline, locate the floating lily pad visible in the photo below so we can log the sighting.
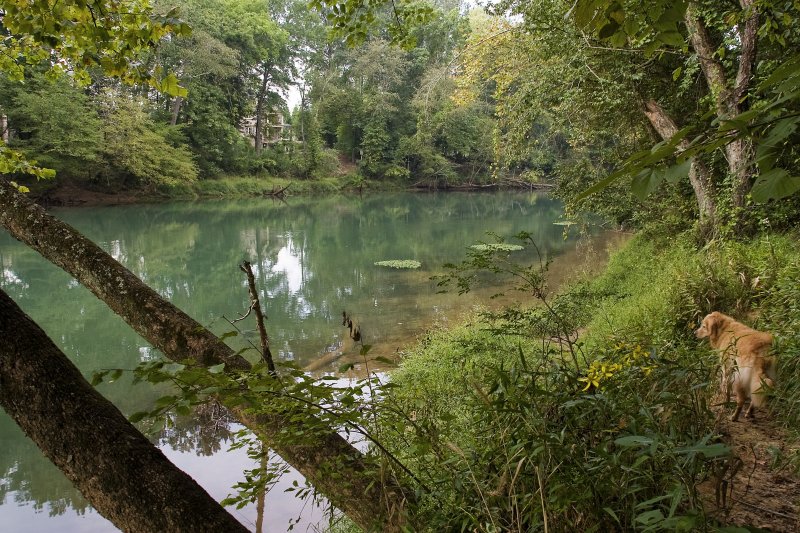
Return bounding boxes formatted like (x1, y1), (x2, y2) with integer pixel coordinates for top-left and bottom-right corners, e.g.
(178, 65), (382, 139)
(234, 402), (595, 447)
(374, 260), (421, 269)
(469, 243), (524, 252)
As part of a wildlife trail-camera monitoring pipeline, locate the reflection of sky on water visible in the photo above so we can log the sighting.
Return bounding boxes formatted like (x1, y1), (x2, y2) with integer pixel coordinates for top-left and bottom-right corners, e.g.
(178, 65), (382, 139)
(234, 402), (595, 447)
(2, 268), (28, 289)
(272, 238), (304, 295)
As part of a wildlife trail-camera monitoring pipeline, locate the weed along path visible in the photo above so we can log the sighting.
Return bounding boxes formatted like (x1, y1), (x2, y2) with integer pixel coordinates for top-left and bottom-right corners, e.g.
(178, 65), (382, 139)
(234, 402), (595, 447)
(702, 405), (800, 531)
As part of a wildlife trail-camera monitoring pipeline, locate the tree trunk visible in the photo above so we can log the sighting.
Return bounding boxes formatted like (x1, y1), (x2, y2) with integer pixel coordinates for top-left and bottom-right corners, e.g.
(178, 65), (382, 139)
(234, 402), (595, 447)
(685, 1), (759, 210)
(726, 137), (755, 210)
(0, 181), (415, 532)
(170, 96), (183, 126)
(255, 63), (270, 153)
(643, 99), (717, 233)
(1, 113), (8, 142)
(0, 289), (249, 533)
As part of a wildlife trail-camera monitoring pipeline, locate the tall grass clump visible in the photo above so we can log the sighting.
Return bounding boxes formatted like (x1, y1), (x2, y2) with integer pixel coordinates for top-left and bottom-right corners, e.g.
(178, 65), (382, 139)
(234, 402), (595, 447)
(755, 237), (800, 456)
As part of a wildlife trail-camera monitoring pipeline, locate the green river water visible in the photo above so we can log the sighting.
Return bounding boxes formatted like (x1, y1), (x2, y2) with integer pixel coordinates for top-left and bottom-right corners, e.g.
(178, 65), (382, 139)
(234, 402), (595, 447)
(0, 191), (614, 532)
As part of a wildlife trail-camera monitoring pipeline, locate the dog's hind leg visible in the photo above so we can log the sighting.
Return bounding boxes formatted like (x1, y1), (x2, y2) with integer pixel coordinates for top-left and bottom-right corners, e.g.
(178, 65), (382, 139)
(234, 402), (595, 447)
(747, 375), (774, 419)
(731, 390), (746, 421)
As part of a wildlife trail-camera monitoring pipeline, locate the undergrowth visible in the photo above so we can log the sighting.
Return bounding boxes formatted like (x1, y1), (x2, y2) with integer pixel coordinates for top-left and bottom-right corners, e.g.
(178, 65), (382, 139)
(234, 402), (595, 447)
(361, 229), (800, 532)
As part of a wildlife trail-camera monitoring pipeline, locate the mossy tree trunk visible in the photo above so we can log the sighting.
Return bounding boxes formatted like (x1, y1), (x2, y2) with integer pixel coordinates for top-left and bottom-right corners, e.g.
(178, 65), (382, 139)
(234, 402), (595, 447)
(0, 289), (249, 533)
(0, 180), (414, 532)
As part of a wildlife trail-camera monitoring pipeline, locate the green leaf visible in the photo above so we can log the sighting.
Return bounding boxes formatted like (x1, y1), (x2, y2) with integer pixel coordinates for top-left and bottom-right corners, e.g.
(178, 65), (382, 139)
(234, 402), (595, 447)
(761, 117), (799, 148)
(614, 435), (654, 447)
(658, 31), (685, 48)
(338, 362), (356, 373)
(630, 168), (664, 199)
(635, 509), (665, 525)
(219, 330), (239, 340)
(359, 344), (372, 356)
(664, 158), (692, 184)
(128, 411), (148, 424)
(673, 443), (730, 458)
(603, 507), (621, 525)
(750, 168), (800, 202)
(90, 371), (107, 386)
(208, 363), (225, 374)
(576, 170), (626, 200)
(156, 72), (188, 98)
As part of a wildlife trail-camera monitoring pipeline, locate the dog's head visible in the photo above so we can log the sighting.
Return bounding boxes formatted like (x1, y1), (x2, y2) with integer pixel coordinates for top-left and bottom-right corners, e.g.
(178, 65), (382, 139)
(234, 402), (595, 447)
(695, 312), (726, 344)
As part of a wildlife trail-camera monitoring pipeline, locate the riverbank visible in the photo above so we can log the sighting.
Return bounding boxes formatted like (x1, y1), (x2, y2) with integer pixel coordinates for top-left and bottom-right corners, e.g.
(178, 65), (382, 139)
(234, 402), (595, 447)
(31, 175), (554, 207)
(363, 229), (800, 531)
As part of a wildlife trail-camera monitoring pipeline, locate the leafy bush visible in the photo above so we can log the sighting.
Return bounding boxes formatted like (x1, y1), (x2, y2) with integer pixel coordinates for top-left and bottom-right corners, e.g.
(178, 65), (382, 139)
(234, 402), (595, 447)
(99, 95), (198, 187)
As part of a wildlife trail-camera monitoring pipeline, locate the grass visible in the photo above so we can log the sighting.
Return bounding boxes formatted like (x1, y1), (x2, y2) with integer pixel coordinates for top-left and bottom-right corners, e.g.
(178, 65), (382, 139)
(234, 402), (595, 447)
(356, 228), (800, 532)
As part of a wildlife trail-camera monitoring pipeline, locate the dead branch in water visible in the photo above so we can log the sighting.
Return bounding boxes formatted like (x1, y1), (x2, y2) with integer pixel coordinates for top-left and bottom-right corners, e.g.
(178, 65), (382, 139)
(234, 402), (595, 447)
(240, 261), (275, 374)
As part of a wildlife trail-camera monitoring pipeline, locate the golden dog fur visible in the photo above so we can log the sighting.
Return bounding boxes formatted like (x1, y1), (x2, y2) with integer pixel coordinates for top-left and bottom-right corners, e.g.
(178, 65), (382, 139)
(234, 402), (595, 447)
(695, 311), (776, 421)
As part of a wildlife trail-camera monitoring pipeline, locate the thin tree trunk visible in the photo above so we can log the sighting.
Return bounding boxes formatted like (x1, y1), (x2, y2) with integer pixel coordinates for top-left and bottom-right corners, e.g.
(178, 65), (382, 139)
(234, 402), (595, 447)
(1, 113), (8, 142)
(240, 260), (275, 373)
(170, 96), (183, 126)
(0, 289), (249, 533)
(0, 181), (415, 532)
(643, 99), (717, 232)
(255, 64), (270, 153)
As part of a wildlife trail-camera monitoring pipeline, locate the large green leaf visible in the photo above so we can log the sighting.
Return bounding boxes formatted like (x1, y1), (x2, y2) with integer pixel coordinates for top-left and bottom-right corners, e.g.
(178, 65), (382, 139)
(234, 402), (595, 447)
(750, 168), (800, 202)
(630, 168), (664, 199)
(664, 158), (692, 184)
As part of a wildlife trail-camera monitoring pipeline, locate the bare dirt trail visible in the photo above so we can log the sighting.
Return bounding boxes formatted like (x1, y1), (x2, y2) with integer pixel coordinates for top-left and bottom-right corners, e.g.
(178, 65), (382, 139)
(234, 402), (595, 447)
(705, 406), (800, 532)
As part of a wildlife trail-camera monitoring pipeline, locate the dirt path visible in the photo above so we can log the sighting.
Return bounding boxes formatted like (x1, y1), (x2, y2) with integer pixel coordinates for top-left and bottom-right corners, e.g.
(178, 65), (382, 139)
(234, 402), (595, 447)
(705, 406), (800, 532)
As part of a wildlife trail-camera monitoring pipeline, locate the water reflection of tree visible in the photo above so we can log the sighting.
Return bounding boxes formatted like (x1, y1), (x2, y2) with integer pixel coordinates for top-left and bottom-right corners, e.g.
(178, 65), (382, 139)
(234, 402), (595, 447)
(0, 414), (91, 516)
(155, 402), (236, 456)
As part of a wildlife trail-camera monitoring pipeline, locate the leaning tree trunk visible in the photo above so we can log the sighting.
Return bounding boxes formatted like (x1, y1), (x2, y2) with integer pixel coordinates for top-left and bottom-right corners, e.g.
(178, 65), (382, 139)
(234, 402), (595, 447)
(643, 99), (717, 236)
(0, 289), (250, 533)
(0, 181), (415, 532)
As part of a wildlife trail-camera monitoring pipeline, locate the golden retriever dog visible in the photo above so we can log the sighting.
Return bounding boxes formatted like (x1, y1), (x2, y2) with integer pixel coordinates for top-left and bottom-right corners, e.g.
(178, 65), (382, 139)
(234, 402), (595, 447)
(695, 312), (776, 421)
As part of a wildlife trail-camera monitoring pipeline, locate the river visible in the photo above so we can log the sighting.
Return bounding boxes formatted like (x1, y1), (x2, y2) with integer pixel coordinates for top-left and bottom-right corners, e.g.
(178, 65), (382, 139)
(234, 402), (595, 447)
(0, 191), (617, 532)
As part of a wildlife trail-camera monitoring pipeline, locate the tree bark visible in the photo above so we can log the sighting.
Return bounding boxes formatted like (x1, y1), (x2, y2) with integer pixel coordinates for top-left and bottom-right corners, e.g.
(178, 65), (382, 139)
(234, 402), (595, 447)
(0, 289), (249, 533)
(170, 96), (183, 126)
(0, 181), (415, 532)
(643, 99), (717, 231)
(685, 1), (759, 210)
(240, 261), (275, 374)
(255, 63), (270, 153)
